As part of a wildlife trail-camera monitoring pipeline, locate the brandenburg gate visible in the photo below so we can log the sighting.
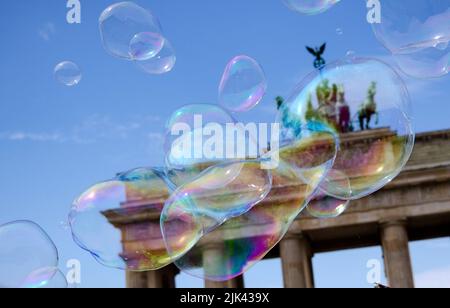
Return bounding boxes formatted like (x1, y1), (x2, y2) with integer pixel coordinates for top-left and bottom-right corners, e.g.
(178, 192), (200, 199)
(105, 128), (450, 288)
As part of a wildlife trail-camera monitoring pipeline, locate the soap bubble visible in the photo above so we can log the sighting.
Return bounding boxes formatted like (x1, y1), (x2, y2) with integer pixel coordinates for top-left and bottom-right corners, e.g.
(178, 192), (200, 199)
(371, 0), (450, 78)
(282, 0), (341, 15)
(307, 193), (349, 218)
(278, 57), (414, 200)
(0, 221), (66, 288)
(161, 160), (272, 262)
(162, 160), (272, 234)
(129, 32), (165, 61)
(21, 267), (68, 289)
(163, 161), (317, 281)
(54, 61), (82, 87)
(306, 170), (351, 218)
(99, 2), (163, 60)
(218, 55), (267, 113)
(164, 104), (235, 169)
(336, 28), (344, 36)
(135, 39), (176, 74)
(164, 104), (262, 187)
(69, 168), (175, 271)
(392, 49), (449, 79)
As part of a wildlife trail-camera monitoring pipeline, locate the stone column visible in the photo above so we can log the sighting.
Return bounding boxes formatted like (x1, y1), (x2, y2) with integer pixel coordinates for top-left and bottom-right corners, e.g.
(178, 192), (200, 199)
(380, 219), (415, 288)
(205, 276), (245, 289)
(147, 265), (178, 288)
(203, 243), (245, 289)
(280, 233), (314, 288)
(126, 271), (148, 288)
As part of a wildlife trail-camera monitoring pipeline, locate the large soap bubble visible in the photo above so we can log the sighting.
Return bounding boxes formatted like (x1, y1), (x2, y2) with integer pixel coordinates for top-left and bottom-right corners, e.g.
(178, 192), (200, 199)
(162, 160), (317, 281)
(282, 0), (341, 15)
(0, 221), (67, 288)
(69, 168), (175, 271)
(54, 61), (82, 87)
(371, 0), (450, 78)
(99, 2), (164, 60)
(218, 55), (267, 113)
(278, 57), (415, 200)
(164, 104), (235, 170)
(164, 104), (260, 187)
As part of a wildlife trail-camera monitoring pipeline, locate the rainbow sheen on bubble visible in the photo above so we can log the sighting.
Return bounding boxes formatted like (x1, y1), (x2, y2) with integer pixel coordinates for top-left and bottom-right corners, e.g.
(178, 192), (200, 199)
(278, 57), (414, 200)
(129, 32), (165, 61)
(99, 2), (163, 60)
(162, 161), (317, 281)
(161, 160), (273, 262)
(371, 0), (450, 78)
(307, 169), (351, 218)
(0, 221), (66, 288)
(272, 122), (339, 189)
(21, 267), (68, 289)
(54, 61), (82, 87)
(69, 168), (175, 271)
(282, 0), (340, 15)
(164, 104), (240, 186)
(136, 39), (176, 74)
(218, 55), (267, 113)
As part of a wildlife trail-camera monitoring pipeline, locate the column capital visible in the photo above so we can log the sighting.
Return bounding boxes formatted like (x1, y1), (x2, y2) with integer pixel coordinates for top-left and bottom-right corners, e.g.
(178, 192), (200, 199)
(283, 231), (307, 240)
(379, 217), (408, 228)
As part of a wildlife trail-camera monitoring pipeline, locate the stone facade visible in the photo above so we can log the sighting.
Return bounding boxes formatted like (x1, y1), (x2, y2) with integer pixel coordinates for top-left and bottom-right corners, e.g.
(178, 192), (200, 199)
(107, 129), (450, 288)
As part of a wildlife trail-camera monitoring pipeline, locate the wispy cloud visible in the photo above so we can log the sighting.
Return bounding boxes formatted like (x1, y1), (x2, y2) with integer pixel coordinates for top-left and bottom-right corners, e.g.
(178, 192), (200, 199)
(148, 132), (164, 143)
(71, 114), (161, 144)
(0, 131), (64, 142)
(38, 22), (56, 42)
(0, 114), (163, 145)
(416, 266), (450, 288)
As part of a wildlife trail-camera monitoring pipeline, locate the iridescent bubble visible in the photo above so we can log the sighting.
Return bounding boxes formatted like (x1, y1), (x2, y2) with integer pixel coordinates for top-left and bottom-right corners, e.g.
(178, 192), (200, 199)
(218, 56), (267, 113)
(218, 55), (267, 113)
(161, 160), (273, 263)
(54, 61), (82, 87)
(129, 32), (165, 61)
(274, 122), (339, 188)
(307, 193), (349, 219)
(162, 160), (272, 233)
(135, 39), (176, 74)
(282, 0), (341, 15)
(0, 221), (63, 288)
(278, 57), (415, 200)
(69, 168), (174, 271)
(21, 267), (68, 289)
(99, 2), (163, 60)
(162, 161), (317, 281)
(164, 104), (263, 189)
(371, 0), (450, 78)
(306, 169), (351, 218)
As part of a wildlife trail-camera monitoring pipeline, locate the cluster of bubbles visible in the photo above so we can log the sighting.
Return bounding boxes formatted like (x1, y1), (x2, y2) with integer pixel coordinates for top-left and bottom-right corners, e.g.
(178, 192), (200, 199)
(281, 0), (449, 79)
(69, 50), (415, 281)
(371, 0), (450, 79)
(99, 2), (176, 74)
(0, 221), (67, 288)
(54, 2), (176, 86)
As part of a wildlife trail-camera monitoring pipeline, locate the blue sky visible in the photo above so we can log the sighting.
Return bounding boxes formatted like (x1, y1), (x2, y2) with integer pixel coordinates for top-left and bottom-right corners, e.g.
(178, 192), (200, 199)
(0, 0), (449, 288)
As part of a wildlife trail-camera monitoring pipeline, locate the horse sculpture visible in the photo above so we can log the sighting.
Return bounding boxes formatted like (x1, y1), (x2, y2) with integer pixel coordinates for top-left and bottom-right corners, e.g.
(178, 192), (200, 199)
(358, 82), (379, 130)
